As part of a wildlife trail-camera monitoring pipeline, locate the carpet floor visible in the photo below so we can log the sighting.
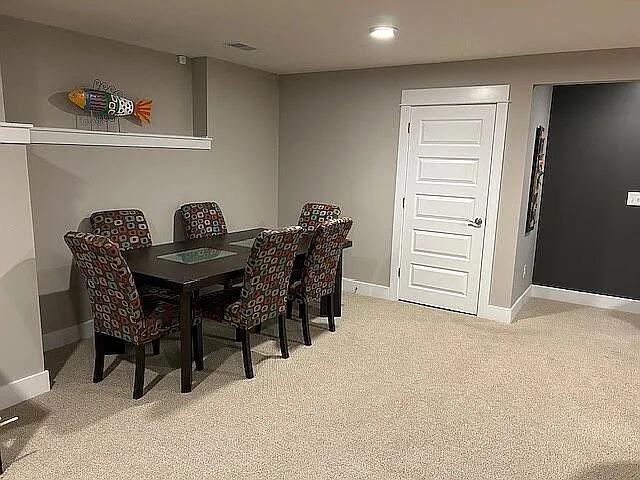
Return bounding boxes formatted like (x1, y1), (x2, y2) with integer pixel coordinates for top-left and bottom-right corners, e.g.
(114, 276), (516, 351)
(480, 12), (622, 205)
(0, 294), (639, 479)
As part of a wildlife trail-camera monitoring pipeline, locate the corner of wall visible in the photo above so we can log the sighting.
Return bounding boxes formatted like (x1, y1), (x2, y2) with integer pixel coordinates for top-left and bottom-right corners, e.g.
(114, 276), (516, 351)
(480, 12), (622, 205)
(0, 61), (6, 121)
(510, 83), (553, 305)
(191, 57), (208, 137)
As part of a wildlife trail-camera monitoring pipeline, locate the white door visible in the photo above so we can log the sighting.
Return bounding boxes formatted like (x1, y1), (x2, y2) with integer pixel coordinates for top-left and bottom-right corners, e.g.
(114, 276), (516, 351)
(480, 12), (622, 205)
(398, 104), (496, 314)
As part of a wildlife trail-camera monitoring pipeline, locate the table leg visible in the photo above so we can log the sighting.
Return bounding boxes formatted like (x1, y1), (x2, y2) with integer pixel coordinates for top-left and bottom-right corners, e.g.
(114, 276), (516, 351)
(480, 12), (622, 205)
(321, 252), (343, 318)
(180, 289), (192, 393)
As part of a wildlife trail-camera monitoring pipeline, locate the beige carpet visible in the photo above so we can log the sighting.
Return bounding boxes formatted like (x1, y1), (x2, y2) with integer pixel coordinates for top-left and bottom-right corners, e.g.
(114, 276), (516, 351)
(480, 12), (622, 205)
(1, 294), (639, 479)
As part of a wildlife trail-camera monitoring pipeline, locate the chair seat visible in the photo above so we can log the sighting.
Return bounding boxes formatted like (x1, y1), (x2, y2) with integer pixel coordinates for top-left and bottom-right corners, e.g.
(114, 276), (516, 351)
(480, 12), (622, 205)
(140, 284), (180, 304)
(141, 297), (201, 340)
(196, 287), (243, 327)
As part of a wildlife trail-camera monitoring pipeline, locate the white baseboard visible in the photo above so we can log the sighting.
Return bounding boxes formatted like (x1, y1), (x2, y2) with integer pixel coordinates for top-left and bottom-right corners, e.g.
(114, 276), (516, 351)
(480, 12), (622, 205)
(530, 284), (640, 314)
(344, 278), (534, 324)
(0, 370), (50, 411)
(42, 320), (94, 352)
(482, 285), (533, 324)
(510, 284), (533, 319)
(483, 304), (513, 324)
(342, 278), (390, 300)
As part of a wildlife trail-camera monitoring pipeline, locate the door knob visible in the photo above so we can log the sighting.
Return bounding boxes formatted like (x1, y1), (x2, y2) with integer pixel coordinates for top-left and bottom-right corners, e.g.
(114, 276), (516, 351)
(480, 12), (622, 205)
(467, 217), (483, 228)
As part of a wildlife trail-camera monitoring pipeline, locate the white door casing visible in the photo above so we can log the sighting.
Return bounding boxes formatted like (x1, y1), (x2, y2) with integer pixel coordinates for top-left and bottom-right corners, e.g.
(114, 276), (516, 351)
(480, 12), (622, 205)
(398, 104), (496, 314)
(391, 86), (510, 320)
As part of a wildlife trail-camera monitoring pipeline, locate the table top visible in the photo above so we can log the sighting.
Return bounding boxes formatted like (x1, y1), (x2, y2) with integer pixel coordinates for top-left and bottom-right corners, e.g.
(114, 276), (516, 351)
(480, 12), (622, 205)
(124, 227), (353, 292)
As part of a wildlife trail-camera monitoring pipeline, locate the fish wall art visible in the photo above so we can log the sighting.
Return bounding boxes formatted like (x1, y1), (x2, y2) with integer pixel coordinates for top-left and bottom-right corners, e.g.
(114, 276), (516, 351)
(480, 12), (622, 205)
(67, 88), (152, 124)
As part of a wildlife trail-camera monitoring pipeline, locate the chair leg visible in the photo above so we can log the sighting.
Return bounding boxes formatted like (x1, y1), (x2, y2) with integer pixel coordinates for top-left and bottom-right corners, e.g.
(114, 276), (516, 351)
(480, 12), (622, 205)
(277, 314), (289, 359)
(152, 339), (160, 356)
(93, 333), (105, 383)
(133, 345), (146, 400)
(300, 299), (312, 346)
(237, 328), (254, 379)
(327, 294), (336, 332)
(192, 325), (204, 371)
(286, 299), (293, 319)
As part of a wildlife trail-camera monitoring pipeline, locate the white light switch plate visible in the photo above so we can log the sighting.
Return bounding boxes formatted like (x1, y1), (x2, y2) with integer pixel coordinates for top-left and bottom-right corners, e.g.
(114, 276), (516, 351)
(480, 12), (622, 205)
(627, 191), (640, 206)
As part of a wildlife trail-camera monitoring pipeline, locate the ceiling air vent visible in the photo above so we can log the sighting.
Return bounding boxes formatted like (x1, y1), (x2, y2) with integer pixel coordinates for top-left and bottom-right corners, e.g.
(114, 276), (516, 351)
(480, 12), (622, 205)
(225, 42), (257, 51)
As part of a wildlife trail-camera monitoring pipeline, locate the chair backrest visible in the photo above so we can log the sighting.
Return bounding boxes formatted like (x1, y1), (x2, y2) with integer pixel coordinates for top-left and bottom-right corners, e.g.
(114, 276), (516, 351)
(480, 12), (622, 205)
(64, 231), (145, 344)
(89, 209), (152, 251)
(302, 217), (353, 301)
(297, 202), (341, 232)
(179, 201), (228, 240)
(238, 226), (303, 328)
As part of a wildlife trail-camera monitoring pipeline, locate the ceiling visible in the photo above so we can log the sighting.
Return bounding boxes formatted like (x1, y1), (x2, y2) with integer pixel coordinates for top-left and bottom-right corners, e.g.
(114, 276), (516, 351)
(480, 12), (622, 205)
(1, 0), (640, 74)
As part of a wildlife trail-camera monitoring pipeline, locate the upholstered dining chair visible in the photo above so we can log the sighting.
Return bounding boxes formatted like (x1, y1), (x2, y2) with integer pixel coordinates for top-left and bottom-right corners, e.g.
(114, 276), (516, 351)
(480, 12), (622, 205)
(90, 209), (153, 251)
(197, 226), (304, 379)
(179, 201), (244, 291)
(179, 201), (228, 240)
(292, 202), (342, 294)
(297, 202), (341, 232)
(287, 217), (353, 345)
(89, 208), (179, 343)
(64, 231), (203, 399)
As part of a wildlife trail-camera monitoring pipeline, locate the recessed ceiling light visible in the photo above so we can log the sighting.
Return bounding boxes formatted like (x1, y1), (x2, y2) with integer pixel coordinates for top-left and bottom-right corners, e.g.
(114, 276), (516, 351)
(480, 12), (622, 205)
(369, 25), (398, 40)
(224, 41), (257, 51)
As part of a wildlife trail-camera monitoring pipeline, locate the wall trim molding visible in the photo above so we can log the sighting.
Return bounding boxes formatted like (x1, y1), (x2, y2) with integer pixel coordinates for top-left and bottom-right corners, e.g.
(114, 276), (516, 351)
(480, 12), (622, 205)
(0, 122), (32, 144)
(480, 285), (532, 324)
(530, 284), (640, 314)
(0, 370), (50, 411)
(342, 278), (390, 300)
(483, 304), (513, 324)
(42, 320), (94, 352)
(511, 284), (533, 319)
(30, 126), (212, 150)
(0, 122), (212, 149)
(342, 277), (536, 325)
(400, 85), (510, 106)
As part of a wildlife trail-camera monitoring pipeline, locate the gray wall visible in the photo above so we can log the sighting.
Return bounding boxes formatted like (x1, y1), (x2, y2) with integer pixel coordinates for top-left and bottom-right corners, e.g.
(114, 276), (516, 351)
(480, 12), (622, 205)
(278, 48), (640, 308)
(512, 85), (552, 301)
(0, 15), (192, 135)
(0, 17), (279, 335)
(0, 144), (45, 390)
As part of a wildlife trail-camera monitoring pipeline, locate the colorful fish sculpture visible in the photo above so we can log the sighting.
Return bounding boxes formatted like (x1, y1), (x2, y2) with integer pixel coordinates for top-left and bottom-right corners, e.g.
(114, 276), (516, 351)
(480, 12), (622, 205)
(68, 88), (152, 124)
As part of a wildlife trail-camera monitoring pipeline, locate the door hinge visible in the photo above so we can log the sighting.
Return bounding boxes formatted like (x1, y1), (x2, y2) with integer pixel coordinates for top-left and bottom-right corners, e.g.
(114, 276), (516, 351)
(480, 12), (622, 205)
(407, 122), (411, 133)
(398, 267), (401, 278)
(402, 197), (405, 209)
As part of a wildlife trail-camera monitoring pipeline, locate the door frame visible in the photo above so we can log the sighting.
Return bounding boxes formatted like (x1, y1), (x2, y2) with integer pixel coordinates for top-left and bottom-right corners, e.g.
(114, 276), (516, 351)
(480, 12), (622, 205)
(389, 85), (510, 318)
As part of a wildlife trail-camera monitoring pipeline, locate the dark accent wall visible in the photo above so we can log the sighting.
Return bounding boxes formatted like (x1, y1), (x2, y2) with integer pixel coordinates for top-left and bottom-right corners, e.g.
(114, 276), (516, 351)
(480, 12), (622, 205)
(533, 82), (640, 299)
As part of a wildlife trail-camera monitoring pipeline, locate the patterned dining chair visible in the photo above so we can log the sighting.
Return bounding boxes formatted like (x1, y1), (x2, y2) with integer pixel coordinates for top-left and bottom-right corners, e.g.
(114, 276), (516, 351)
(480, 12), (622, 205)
(292, 202), (342, 294)
(179, 201), (228, 240)
(197, 226), (303, 379)
(297, 202), (341, 232)
(287, 217), (353, 345)
(90, 208), (179, 345)
(64, 231), (203, 399)
(89, 209), (153, 251)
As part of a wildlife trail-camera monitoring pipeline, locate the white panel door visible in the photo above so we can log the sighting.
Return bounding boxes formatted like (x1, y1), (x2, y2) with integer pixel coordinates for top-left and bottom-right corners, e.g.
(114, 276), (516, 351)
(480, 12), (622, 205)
(398, 104), (496, 314)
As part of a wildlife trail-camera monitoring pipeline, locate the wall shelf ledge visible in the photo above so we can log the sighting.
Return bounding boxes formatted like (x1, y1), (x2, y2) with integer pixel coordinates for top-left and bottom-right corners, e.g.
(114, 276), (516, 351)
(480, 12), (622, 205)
(0, 122), (33, 144)
(29, 126), (212, 150)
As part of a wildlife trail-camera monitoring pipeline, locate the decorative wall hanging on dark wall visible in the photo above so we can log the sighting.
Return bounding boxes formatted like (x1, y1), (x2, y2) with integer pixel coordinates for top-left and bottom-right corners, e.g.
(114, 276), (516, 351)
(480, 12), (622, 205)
(525, 125), (546, 233)
(67, 78), (152, 131)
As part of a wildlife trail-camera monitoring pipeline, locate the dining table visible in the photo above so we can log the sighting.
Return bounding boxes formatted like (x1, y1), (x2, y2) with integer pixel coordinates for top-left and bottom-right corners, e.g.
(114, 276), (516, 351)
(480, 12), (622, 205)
(123, 227), (353, 393)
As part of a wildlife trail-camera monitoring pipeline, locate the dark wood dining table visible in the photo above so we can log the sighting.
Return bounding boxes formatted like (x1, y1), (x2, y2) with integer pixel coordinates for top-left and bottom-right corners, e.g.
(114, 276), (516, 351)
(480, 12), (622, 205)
(123, 227), (353, 393)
